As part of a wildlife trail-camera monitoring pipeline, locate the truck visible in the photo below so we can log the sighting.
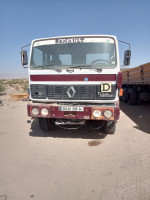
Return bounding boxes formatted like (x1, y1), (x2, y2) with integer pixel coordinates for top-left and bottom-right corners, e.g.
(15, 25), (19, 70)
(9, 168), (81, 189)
(21, 35), (131, 134)
(122, 62), (150, 105)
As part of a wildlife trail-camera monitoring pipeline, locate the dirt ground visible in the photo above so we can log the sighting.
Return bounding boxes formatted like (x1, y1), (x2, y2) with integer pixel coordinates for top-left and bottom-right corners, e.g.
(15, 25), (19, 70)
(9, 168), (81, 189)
(0, 89), (150, 200)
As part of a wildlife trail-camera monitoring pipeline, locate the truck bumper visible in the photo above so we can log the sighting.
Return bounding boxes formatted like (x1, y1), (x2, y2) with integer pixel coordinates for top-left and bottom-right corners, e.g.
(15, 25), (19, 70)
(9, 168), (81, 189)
(27, 102), (120, 121)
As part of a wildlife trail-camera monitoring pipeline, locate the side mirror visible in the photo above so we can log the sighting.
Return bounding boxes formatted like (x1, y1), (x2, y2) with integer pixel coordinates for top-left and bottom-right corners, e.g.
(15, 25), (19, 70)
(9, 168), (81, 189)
(21, 50), (28, 66)
(123, 50), (131, 66)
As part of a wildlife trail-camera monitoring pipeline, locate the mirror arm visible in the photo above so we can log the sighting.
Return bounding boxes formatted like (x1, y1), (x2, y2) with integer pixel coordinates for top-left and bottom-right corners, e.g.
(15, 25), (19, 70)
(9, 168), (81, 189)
(118, 40), (131, 50)
(21, 43), (31, 51)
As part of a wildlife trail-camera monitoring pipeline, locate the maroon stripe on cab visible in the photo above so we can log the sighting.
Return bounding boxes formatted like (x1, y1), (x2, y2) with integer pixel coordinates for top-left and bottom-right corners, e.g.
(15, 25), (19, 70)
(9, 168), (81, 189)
(30, 74), (116, 82)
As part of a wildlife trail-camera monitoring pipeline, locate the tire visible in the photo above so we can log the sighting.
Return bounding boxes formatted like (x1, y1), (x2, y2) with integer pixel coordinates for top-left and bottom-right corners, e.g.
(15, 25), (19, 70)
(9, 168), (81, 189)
(104, 121), (116, 134)
(122, 87), (128, 102)
(135, 89), (142, 105)
(39, 118), (55, 132)
(127, 88), (137, 105)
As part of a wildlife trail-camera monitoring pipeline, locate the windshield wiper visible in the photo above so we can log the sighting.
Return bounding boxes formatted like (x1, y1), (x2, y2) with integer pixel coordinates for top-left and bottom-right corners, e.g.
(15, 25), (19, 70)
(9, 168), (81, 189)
(68, 65), (92, 69)
(44, 65), (62, 72)
(68, 65), (102, 73)
(31, 66), (43, 69)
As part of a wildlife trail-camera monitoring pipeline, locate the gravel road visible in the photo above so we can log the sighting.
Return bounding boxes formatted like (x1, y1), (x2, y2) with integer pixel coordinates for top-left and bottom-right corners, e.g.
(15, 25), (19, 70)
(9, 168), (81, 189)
(0, 94), (150, 200)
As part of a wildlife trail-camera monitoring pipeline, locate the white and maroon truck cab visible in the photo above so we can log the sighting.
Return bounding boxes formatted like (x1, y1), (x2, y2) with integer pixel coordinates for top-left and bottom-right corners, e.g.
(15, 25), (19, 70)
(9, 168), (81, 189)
(21, 35), (131, 134)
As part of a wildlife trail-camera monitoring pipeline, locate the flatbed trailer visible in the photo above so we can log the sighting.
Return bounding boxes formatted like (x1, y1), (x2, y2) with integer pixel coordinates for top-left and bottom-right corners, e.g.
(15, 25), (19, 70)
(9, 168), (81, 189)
(122, 62), (150, 104)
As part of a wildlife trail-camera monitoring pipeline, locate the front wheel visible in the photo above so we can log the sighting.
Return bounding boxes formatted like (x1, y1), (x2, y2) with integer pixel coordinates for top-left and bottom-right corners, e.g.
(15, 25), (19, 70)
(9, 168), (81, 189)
(103, 121), (116, 134)
(39, 118), (55, 132)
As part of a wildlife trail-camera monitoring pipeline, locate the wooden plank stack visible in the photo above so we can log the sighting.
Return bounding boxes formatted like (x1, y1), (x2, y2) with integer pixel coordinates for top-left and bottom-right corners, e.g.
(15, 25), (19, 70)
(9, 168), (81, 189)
(122, 62), (150, 85)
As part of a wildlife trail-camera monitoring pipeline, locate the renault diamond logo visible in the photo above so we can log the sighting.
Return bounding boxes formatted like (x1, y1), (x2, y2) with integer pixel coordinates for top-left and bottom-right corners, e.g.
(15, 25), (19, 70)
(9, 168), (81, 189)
(66, 86), (76, 98)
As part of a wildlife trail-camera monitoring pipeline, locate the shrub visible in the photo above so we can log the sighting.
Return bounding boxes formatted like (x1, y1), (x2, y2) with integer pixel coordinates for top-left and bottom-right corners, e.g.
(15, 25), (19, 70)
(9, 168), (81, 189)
(15, 85), (19, 91)
(23, 82), (28, 92)
(6, 79), (28, 92)
(0, 83), (5, 93)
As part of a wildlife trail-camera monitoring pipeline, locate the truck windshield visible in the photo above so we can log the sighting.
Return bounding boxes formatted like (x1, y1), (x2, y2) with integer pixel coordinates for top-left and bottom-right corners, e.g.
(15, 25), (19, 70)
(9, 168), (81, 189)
(30, 37), (117, 70)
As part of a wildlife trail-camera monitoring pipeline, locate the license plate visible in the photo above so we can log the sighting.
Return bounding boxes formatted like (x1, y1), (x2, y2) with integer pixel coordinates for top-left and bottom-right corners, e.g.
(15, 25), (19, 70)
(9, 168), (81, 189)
(59, 106), (84, 112)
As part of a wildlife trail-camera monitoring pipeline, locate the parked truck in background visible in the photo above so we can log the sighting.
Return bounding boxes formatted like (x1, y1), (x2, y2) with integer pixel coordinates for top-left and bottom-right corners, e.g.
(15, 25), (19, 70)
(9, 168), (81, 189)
(122, 62), (150, 105)
(21, 35), (131, 134)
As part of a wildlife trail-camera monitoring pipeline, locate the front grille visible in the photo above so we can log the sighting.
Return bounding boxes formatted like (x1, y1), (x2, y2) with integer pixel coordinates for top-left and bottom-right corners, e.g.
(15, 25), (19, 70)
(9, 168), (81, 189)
(80, 86), (96, 99)
(31, 84), (116, 100)
(47, 86), (62, 99)
(30, 85), (47, 99)
(47, 85), (96, 100)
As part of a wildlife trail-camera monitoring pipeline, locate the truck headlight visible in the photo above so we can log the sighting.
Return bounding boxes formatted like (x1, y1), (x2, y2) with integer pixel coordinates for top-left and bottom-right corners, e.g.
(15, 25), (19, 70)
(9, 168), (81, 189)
(41, 108), (49, 116)
(32, 107), (39, 115)
(93, 110), (101, 118)
(104, 110), (112, 118)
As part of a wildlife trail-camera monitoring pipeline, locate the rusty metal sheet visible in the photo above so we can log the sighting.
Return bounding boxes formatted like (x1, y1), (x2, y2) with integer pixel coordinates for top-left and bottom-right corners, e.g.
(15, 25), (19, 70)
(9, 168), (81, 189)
(10, 93), (29, 101)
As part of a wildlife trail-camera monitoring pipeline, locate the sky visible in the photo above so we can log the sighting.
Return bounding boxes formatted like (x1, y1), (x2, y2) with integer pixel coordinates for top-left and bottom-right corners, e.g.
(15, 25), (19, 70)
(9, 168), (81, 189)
(0, 0), (150, 78)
